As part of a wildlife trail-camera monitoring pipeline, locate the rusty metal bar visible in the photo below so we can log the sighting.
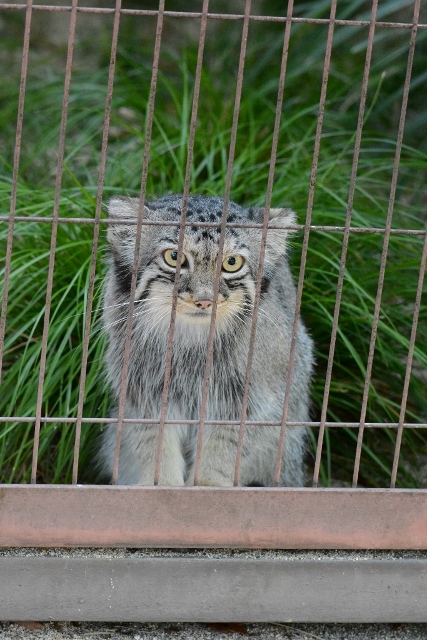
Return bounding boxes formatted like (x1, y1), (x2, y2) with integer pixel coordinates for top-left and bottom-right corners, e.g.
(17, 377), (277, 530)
(31, 0), (79, 484)
(111, 0), (165, 485)
(192, 0), (252, 486)
(293, 0), (338, 488)
(269, 0), (302, 485)
(153, 0), (210, 486)
(1, 4), (426, 30)
(317, 0), (379, 489)
(0, 215), (425, 236)
(353, 0), (422, 488)
(71, 0), (123, 484)
(1, 417), (426, 428)
(234, 0), (300, 486)
(0, 0), (33, 385)
(308, 0), (337, 487)
(1, 486), (427, 549)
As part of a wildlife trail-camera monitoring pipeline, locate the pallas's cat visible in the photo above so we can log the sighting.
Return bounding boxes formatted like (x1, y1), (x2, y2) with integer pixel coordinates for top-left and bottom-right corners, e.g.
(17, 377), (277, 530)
(99, 195), (313, 486)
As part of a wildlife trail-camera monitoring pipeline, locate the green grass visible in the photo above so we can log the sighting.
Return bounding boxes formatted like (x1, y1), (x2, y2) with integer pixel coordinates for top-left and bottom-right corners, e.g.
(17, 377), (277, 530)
(0, 0), (426, 486)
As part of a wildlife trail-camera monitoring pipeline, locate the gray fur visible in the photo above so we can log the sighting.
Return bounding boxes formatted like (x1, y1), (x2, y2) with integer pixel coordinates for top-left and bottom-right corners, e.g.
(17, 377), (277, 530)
(98, 195), (314, 486)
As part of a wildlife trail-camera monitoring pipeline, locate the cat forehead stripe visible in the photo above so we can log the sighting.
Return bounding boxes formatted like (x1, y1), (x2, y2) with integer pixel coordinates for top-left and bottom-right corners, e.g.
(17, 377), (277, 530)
(159, 236), (179, 244)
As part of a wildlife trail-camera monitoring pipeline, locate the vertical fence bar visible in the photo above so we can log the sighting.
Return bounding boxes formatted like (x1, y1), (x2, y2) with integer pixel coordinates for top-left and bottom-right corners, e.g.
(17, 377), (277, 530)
(111, 0), (165, 485)
(72, 0), (123, 483)
(192, 0), (252, 486)
(31, 0), (79, 484)
(233, 0), (295, 486)
(273, 0), (341, 486)
(310, 0), (339, 487)
(312, 0), (379, 489)
(153, 0), (210, 485)
(352, 0), (421, 487)
(0, 0), (33, 384)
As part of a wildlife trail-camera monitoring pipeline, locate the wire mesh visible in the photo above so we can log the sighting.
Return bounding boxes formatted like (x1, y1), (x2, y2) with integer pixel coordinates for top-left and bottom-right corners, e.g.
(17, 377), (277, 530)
(0, 0), (426, 496)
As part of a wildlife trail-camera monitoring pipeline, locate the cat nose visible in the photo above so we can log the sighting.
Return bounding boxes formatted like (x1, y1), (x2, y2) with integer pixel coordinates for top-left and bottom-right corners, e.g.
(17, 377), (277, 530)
(194, 299), (213, 310)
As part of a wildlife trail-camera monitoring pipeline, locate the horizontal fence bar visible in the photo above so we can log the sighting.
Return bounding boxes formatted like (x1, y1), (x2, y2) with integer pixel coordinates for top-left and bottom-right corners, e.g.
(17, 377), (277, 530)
(1, 417), (426, 428)
(1, 553), (427, 622)
(0, 216), (425, 235)
(1, 486), (427, 549)
(0, 5), (426, 29)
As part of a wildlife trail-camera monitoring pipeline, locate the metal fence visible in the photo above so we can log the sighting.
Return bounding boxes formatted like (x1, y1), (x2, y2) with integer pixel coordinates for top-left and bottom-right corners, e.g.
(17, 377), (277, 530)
(1, 0), (427, 615)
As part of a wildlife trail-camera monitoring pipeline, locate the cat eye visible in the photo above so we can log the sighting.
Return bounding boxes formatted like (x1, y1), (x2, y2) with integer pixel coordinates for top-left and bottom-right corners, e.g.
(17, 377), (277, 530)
(163, 249), (187, 268)
(222, 255), (244, 273)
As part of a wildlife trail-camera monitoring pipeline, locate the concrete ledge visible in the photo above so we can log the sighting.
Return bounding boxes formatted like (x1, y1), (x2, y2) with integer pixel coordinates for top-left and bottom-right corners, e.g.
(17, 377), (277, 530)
(1, 552), (427, 622)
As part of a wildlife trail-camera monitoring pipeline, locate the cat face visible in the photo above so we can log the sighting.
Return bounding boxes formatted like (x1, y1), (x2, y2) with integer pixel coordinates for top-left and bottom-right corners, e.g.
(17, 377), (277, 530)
(105, 195), (295, 334)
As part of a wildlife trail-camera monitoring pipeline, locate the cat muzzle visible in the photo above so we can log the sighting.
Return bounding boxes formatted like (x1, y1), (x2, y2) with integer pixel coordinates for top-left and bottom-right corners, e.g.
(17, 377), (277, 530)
(194, 299), (214, 310)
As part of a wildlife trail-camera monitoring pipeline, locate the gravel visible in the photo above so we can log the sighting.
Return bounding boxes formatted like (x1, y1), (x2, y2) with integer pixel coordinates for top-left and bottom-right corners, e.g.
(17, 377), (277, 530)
(2, 621), (427, 640)
(2, 547), (427, 560)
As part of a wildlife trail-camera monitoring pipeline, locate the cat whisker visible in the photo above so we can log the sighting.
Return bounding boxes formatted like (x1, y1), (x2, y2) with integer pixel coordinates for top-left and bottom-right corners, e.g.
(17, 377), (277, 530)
(133, 305), (170, 323)
(101, 297), (165, 314)
(237, 300), (283, 334)
(145, 311), (173, 333)
(102, 304), (170, 332)
(256, 307), (284, 334)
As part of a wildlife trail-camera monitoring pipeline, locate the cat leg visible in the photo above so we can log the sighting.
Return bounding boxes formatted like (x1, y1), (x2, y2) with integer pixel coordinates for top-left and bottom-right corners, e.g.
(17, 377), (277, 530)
(101, 422), (187, 486)
(237, 424), (307, 487)
(154, 424), (188, 486)
(187, 425), (240, 486)
(279, 425), (307, 487)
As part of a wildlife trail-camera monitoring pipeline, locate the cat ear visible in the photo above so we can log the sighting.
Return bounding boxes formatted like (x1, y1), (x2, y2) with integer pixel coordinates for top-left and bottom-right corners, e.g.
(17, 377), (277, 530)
(268, 207), (296, 230)
(108, 196), (141, 218)
(106, 196), (149, 248)
(267, 208), (296, 261)
(249, 206), (296, 231)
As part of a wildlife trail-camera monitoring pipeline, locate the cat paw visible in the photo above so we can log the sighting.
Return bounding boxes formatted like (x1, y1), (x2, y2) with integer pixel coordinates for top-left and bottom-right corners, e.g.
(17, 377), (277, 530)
(156, 477), (185, 486)
(186, 478), (233, 487)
